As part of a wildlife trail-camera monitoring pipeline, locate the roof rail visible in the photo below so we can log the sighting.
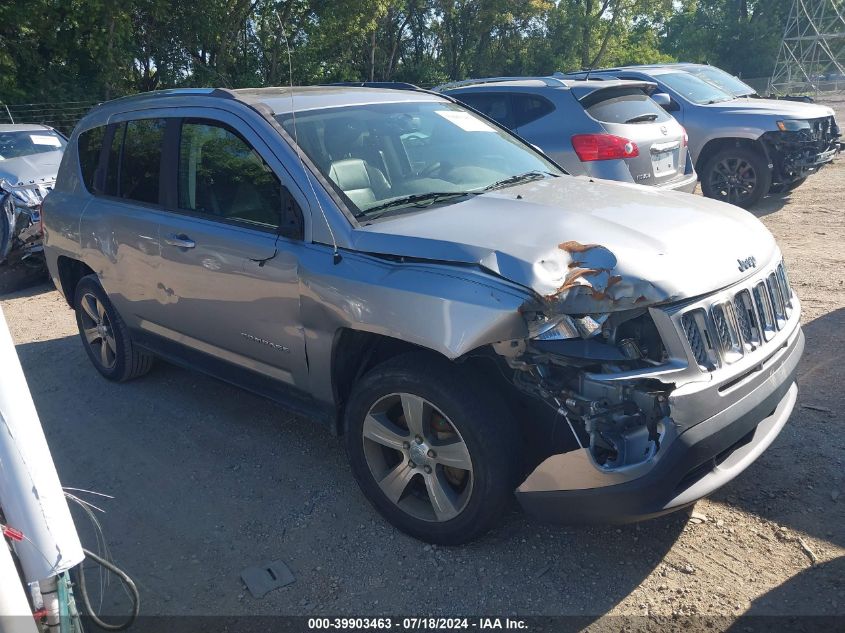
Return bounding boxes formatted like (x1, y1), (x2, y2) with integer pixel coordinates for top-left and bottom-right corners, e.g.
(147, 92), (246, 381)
(103, 88), (236, 105)
(554, 70), (623, 79)
(432, 76), (568, 92)
(324, 81), (422, 91)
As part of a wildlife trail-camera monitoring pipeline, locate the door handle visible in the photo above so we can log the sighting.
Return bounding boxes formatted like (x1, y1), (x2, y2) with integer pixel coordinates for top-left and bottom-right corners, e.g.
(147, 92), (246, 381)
(164, 234), (196, 249)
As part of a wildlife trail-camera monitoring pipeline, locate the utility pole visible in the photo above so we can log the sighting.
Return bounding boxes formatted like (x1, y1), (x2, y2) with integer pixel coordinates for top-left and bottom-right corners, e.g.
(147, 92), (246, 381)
(769, 0), (845, 95)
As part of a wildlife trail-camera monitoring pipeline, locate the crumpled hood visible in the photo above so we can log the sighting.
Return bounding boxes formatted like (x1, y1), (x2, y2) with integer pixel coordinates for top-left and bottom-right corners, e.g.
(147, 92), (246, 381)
(0, 152), (61, 187)
(704, 97), (835, 120)
(351, 176), (780, 313)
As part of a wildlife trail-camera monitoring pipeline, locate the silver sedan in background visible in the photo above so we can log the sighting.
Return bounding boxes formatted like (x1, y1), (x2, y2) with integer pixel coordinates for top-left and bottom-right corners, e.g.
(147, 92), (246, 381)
(438, 77), (697, 193)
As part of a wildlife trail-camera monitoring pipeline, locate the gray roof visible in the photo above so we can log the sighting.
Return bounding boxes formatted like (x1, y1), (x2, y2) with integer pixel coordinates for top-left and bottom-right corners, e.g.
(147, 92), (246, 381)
(0, 123), (53, 132)
(232, 86), (446, 115)
(564, 64), (707, 77)
(441, 77), (653, 91)
(79, 86), (447, 125)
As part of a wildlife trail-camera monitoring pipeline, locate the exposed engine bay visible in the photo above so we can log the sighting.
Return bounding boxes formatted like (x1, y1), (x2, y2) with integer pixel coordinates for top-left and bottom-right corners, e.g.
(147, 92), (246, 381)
(493, 308), (675, 479)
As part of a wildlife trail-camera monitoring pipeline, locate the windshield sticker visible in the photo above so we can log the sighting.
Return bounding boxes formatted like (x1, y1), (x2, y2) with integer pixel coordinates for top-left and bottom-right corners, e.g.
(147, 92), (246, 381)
(30, 134), (61, 147)
(434, 110), (495, 132)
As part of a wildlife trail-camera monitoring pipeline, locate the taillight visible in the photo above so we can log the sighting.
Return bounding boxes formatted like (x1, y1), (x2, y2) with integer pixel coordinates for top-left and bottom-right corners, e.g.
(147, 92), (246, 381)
(681, 126), (688, 147)
(571, 134), (639, 161)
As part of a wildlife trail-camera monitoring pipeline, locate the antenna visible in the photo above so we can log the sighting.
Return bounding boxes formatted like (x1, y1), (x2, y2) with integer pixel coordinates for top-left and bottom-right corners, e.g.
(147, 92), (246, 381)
(278, 17), (342, 264)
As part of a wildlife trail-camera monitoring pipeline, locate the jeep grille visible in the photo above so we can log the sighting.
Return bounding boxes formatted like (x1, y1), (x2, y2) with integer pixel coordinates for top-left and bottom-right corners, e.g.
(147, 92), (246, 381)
(680, 259), (794, 370)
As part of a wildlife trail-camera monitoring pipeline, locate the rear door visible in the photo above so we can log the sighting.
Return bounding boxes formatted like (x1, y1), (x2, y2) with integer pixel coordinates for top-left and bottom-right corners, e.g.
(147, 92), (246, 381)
(580, 86), (687, 187)
(78, 117), (170, 328)
(150, 111), (310, 388)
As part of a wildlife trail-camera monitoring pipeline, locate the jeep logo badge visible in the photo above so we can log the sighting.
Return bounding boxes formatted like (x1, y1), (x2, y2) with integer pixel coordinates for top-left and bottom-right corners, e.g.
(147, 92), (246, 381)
(737, 256), (756, 272)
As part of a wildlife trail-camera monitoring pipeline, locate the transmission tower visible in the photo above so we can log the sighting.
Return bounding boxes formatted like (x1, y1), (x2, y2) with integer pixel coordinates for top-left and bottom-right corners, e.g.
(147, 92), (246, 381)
(769, 0), (845, 95)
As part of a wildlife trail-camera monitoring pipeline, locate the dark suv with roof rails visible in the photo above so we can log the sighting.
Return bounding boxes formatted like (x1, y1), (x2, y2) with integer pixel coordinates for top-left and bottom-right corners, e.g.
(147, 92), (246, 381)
(561, 64), (841, 208)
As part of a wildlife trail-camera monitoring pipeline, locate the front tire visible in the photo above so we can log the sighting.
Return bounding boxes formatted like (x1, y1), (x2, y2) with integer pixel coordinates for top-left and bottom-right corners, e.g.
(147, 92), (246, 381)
(344, 353), (520, 544)
(73, 275), (153, 381)
(700, 146), (771, 208)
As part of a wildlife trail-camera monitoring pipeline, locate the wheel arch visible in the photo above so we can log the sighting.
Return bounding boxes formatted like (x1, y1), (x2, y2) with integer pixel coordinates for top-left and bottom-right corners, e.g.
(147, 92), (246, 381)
(695, 136), (771, 175)
(56, 256), (96, 308)
(330, 328), (519, 436)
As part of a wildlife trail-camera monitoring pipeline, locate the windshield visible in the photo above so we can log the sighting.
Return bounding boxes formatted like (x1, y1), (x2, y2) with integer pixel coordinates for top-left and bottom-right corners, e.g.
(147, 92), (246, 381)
(0, 130), (66, 160)
(276, 101), (561, 218)
(658, 72), (736, 105)
(684, 66), (757, 97)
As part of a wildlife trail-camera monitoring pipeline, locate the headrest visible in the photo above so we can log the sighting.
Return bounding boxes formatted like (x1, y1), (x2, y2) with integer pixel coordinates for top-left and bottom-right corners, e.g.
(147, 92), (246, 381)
(328, 159), (372, 192)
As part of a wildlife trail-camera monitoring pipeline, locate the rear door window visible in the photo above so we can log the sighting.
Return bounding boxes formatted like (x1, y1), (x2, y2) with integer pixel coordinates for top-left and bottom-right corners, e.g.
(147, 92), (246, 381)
(583, 88), (671, 125)
(104, 123), (124, 196)
(454, 93), (515, 128)
(77, 126), (105, 193)
(119, 119), (166, 204)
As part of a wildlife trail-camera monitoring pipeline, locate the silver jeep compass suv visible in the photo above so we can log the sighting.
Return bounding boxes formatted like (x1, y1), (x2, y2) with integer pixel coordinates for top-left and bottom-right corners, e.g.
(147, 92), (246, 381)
(43, 86), (804, 544)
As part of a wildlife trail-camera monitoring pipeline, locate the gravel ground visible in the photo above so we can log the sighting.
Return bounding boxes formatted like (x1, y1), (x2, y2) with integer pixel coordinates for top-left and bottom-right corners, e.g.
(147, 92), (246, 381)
(1, 98), (843, 625)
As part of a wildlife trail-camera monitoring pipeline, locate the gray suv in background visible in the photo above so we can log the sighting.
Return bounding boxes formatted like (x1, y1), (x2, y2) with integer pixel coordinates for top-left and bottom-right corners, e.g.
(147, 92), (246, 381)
(438, 77), (697, 193)
(44, 86), (802, 544)
(562, 65), (841, 207)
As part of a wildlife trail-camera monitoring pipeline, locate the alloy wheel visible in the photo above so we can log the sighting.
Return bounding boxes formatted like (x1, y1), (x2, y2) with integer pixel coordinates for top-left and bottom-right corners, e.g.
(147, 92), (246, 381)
(710, 157), (758, 205)
(79, 292), (117, 369)
(361, 392), (473, 522)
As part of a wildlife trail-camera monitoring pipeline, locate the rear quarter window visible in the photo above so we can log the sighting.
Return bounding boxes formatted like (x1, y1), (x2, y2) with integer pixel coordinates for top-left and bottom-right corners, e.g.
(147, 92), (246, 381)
(583, 88), (671, 125)
(119, 119), (166, 205)
(77, 126), (105, 193)
(512, 94), (555, 127)
(453, 93), (515, 128)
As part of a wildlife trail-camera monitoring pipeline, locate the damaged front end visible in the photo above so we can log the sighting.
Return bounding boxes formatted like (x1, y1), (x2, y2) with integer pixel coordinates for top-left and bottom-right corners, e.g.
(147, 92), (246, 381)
(490, 240), (682, 495)
(487, 241), (803, 523)
(494, 304), (677, 492)
(763, 115), (841, 187)
(0, 178), (50, 267)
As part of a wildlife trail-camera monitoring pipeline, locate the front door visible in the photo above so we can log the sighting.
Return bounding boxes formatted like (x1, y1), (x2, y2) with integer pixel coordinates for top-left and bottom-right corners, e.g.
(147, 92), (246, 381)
(149, 115), (309, 388)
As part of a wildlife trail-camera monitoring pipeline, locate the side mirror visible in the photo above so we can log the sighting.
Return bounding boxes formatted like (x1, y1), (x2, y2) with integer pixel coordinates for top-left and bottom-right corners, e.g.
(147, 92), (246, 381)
(652, 92), (680, 112)
(652, 92), (672, 108)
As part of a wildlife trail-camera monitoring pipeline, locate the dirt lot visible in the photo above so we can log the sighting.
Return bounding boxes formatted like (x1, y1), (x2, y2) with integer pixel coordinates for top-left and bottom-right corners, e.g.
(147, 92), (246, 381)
(1, 98), (843, 627)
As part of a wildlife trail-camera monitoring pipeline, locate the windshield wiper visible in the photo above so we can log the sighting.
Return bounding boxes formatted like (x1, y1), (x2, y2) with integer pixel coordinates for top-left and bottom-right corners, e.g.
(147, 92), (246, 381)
(482, 170), (548, 192)
(625, 113), (659, 124)
(357, 191), (474, 219)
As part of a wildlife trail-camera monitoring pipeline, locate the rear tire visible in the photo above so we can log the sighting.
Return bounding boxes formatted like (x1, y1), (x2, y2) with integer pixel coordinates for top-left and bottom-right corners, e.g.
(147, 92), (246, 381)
(700, 146), (771, 209)
(73, 275), (153, 381)
(344, 352), (520, 544)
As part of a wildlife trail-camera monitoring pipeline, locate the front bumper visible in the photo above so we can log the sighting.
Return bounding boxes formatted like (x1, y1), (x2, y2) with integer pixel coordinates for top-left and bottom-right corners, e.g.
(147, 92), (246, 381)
(516, 323), (804, 524)
(792, 146), (838, 172)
